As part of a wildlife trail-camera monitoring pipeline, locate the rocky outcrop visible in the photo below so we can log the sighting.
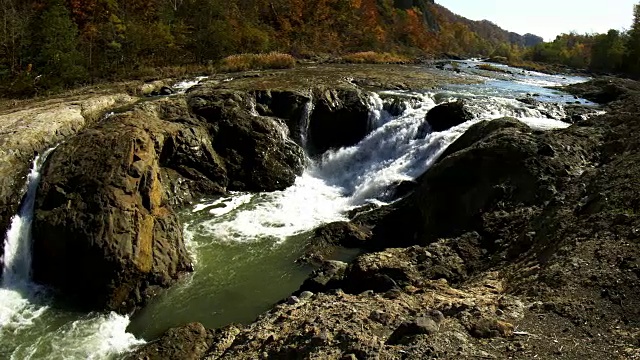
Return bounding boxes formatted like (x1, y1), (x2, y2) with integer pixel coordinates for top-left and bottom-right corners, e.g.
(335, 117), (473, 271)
(32, 105), (193, 312)
(300, 221), (371, 262)
(560, 76), (640, 105)
(32, 91), (307, 312)
(188, 87), (305, 191)
(422, 99), (474, 133)
(253, 89), (312, 146)
(0, 93), (135, 276)
(307, 87), (371, 156)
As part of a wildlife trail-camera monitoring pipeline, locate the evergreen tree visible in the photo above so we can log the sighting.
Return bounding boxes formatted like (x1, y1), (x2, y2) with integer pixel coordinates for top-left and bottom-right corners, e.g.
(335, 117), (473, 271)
(32, 0), (87, 89)
(625, 3), (640, 77)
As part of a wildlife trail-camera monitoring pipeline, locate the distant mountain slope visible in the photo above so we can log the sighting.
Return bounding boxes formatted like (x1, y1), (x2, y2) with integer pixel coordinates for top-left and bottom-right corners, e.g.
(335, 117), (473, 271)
(432, 3), (544, 48)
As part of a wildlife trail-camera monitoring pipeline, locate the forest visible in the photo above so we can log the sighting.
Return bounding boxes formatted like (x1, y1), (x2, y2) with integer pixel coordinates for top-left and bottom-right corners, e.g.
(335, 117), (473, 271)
(0, 0), (638, 96)
(0, 0), (545, 95)
(523, 4), (640, 78)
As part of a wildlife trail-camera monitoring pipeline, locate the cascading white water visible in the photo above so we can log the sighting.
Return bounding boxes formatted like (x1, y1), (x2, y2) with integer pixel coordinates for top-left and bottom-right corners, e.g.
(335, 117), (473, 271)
(190, 82), (582, 244)
(2, 148), (54, 287)
(172, 76), (209, 94)
(299, 99), (314, 149)
(0, 148), (144, 360)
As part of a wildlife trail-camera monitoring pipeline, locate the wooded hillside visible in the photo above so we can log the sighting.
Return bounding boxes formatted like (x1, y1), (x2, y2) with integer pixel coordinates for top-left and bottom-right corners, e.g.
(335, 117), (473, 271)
(0, 0), (540, 95)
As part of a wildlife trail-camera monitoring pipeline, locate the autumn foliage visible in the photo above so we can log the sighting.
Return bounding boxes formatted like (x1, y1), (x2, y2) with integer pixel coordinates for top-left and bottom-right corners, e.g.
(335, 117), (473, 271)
(0, 0), (578, 96)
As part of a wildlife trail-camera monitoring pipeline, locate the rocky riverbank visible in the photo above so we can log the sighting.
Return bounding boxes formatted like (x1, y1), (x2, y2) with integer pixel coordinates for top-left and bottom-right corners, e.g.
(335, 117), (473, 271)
(2, 63), (634, 359)
(130, 75), (640, 359)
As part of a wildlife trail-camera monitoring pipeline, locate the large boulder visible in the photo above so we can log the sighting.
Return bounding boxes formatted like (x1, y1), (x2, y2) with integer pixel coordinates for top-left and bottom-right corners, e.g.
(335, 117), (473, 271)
(32, 94), (306, 312)
(373, 117), (602, 248)
(0, 93), (135, 277)
(188, 88), (305, 191)
(560, 77), (640, 105)
(306, 87), (371, 156)
(32, 108), (193, 312)
(301, 221), (372, 262)
(423, 99), (474, 133)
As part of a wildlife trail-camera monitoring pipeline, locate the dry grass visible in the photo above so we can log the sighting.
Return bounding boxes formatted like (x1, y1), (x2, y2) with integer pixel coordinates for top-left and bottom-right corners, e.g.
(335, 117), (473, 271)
(219, 53), (296, 72)
(342, 51), (411, 64)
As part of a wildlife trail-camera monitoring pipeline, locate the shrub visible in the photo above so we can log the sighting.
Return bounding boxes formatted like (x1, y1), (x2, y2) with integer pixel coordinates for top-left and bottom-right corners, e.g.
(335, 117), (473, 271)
(218, 53), (296, 72)
(341, 52), (411, 64)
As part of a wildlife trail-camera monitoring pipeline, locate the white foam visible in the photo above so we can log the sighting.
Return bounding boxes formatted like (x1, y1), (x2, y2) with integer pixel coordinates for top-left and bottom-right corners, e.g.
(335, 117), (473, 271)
(9, 312), (144, 360)
(367, 92), (387, 129)
(191, 194), (254, 216)
(172, 76), (208, 93)
(518, 117), (571, 130)
(193, 174), (349, 243)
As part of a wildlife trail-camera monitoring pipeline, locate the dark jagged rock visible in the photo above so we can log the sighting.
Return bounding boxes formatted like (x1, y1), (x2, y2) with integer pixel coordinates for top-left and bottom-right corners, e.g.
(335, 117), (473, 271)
(188, 88), (305, 191)
(385, 180), (418, 200)
(127, 323), (214, 360)
(561, 104), (599, 124)
(422, 99), (474, 133)
(516, 96), (540, 106)
(307, 87), (371, 156)
(380, 94), (422, 117)
(299, 260), (348, 293)
(253, 89), (312, 146)
(300, 221), (372, 263)
(346, 203), (380, 220)
(312, 221), (372, 249)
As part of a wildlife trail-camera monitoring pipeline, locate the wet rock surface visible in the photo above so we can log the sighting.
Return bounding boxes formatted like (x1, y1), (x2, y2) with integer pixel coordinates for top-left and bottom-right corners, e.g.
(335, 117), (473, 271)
(306, 87), (371, 156)
(132, 77), (640, 359)
(560, 76), (640, 105)
(423, 99), (474, 132)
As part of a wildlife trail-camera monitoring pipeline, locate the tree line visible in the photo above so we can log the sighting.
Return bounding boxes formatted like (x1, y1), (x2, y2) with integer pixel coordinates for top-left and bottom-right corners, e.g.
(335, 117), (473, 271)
(521, 3), (640, 77)
(0, 0), (545, 96)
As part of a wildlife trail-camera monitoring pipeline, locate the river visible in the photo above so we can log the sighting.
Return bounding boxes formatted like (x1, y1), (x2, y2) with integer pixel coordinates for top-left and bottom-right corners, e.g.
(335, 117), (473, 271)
(0, 61), (598, 359)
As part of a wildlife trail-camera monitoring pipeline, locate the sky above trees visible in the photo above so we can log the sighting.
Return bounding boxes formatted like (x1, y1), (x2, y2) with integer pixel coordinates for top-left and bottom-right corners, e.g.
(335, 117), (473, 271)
(437, 0), (638, 41)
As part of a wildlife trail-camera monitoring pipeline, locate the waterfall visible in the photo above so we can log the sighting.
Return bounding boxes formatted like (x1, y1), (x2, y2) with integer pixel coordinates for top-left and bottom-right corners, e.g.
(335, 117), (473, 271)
(0, 147), (145, 359)
(366, 92), (386, 130)
(299, 98), (314, 150)
(1, 147), (55, 287)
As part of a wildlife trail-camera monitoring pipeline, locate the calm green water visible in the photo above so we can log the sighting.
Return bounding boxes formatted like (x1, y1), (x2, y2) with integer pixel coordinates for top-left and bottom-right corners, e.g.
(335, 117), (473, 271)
(127, 201), (316, 340)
